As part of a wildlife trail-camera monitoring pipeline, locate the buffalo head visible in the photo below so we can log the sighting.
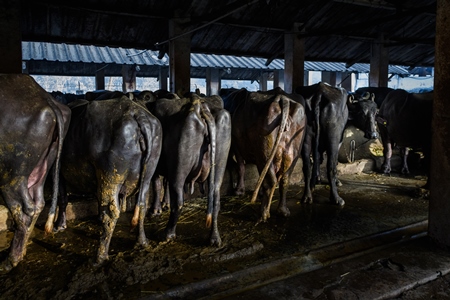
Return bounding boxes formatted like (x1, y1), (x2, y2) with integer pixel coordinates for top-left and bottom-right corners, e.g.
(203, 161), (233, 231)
(347, 92), (379, 140)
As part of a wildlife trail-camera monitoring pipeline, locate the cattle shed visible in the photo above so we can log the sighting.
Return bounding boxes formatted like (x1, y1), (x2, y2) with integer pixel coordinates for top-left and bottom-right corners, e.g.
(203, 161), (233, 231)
(1, 0), (450, 297)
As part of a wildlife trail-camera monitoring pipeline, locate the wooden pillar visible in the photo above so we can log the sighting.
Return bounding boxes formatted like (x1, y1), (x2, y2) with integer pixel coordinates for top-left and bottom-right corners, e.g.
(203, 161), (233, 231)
(340, 72), (354, 91)
(95, 68), (105, 90)
(169, 18), (191, 96)
(284, 23), (305, 93)
(429, 0), (450, 247)
(259, 72), (268, 91)
(206, 68), (220, 96)
(159, 67), (169, 91)
(369, 33), (389, 87)
(122, 65), (136, 92)
(0, 0), (22, 74)
(273, 69), (284, 90)
(322, 71), (337, 86)
(304, 71), (309, 86)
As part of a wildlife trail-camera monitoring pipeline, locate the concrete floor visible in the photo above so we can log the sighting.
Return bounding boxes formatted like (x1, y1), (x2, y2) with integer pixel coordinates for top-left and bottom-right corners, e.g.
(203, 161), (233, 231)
(0, 156), (441, 299)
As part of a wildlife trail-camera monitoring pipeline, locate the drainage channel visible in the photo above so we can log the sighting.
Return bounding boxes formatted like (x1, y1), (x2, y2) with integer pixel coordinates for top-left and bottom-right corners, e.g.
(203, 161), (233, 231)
(141, 220), (428, 300)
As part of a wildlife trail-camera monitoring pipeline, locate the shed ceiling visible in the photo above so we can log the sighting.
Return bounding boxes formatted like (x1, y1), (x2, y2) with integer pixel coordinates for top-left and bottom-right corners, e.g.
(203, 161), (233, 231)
(21, 0), (436, 68)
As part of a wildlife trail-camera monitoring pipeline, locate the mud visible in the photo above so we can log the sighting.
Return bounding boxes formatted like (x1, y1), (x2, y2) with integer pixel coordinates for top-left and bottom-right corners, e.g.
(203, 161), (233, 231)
(0, 172), (428, 300)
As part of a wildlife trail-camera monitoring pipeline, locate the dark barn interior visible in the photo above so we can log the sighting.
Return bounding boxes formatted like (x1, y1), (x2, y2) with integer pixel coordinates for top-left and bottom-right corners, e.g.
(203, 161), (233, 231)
(1, 0), (450, 299)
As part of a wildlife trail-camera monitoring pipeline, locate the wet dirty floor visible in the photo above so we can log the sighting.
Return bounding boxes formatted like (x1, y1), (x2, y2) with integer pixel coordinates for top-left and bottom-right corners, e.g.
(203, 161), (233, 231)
(0, 171), (429, 300)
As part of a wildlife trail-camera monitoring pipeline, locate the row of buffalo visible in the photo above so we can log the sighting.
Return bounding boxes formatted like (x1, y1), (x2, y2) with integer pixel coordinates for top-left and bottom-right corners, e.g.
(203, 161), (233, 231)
(0, 74), (432, 273)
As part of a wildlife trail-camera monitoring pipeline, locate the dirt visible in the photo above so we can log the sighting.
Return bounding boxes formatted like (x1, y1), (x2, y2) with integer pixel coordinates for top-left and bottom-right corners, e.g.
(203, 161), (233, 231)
(0, 171), (429, 300)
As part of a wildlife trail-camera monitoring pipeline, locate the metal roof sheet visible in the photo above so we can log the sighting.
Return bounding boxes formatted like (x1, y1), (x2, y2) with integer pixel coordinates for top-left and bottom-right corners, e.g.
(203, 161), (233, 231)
(22, 41), (411, 76)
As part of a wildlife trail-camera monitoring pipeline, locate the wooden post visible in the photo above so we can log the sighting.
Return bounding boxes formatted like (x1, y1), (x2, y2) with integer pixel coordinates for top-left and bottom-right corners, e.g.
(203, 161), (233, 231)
(273, 70), (284, 90)
(259, 72), (268, 91)
(95, 68), (105, 90)
(322, 71), (337, 86)
(159, 67), (169, 91)
(369, 33), (389, 87)
(428, 0), (450, 247)
(169, 18), (191, 96)
(340, 72), (354, 91)
(0, 0), (22, 74)
(284, 23), (305, 93)
(121, 65), (136, 92)
(206, 68), (220, 96)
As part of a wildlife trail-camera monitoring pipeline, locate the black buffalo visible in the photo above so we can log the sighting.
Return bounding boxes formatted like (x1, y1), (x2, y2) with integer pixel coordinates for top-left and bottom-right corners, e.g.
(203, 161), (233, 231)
(295, 82), (379, 206)
(147, 93), (231, 246)
(354, 87), (394, 108)
(347, 91), (379, 140)
(295, 82), (349, 206)
(0, 74), (71, 273)
(223, 87), (306, 222)
(376, 89), (433, 178)
(55, 96), (162, 265)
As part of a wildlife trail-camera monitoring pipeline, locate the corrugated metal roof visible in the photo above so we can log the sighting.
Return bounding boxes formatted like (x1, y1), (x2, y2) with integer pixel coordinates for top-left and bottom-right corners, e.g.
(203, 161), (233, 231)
(20, 0), (436, 68)
(22, 41), (411, 76)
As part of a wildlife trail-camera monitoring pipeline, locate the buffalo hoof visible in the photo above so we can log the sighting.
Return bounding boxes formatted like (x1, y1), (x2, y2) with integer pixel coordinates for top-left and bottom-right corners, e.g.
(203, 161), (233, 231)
(331, 197), (345, 207)
(93, 255), (108, 268)
(234, 187), (245, 196)
(0, 259), (13, 274)
(381, 164), (391, 175)
(137, 237), (149, 247)
(401, 167), (410, 175)
(210, 235), (222, 247)
(301, 196), (313, 204)
(53, 224), (67, 233)
(336, 179), (343, 187)
(165, 232), (176, 242)
(149, 209), (162, 217)
(277, 206), (290, 218)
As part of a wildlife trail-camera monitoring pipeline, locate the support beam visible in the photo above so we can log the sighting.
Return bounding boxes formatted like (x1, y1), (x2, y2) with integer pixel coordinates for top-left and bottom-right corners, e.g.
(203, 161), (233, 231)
(429, 0), (450, 247)
(159, 67), (169, 91)
(121, 65), (136, 92)
(206, 68), (220, 96)
(95, 68), (105, 90)
(169, 18), (191, 96)
(337, 71), (354, 91)
(273, 70), (284, 90)
(284, 23), (305, 93)
(322, 71), (337, 86)
(259, 72), (268, 91)
(369, 33), (389, 87)
(0, 0), (22, 74)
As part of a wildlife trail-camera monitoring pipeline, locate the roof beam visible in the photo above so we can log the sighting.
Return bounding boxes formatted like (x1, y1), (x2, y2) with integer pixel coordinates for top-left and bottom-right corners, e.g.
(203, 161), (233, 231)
(298, 2), (436, 39)
(333, 0), (397, 10)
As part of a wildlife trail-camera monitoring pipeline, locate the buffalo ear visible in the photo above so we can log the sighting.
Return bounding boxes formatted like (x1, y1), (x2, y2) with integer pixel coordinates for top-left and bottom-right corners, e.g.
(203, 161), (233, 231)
(370, 93), (375, 102)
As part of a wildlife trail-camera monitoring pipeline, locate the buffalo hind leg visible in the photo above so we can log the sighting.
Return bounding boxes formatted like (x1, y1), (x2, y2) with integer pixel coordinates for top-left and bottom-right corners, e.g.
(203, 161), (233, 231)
(96, 189), (120, 266)
(54, 176), (68, 231)
(301, 139), (314, 204)
(326, 145), (345, 206)
(150, 176), (163, 216)
(277, 167), (294, 217)
(234, 152), (246, 196)
(209, 188), (222, 246)
(0, 185), (44, 273)
(165, 185), (183, 241)
(258, 170), (277, 223)
(401, 147), (410, 174)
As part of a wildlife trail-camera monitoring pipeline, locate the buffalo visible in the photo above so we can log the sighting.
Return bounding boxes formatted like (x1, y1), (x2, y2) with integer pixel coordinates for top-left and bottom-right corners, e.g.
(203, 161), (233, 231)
(147, 93), (231, 246)
(0, 74), (71, 273)
(296, 82), (379, 206)
(223, 87), (306, 222)
(55, 96), (162, 265)
(376, 89), (433, 179)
